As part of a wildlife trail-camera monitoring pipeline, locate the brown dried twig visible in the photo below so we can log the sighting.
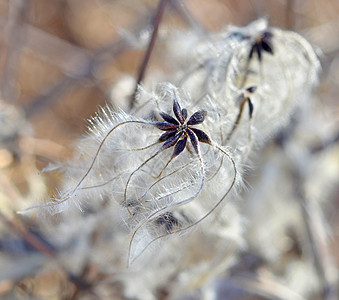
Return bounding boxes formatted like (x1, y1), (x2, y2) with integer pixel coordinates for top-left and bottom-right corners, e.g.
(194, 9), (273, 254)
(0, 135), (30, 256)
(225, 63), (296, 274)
(129, 0), (169, 109)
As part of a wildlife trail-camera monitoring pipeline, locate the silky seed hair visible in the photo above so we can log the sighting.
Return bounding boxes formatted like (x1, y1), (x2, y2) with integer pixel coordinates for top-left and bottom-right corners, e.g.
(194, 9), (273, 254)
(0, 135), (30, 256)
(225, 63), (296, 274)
(22, 16), (326, 300)
(33, 82), (239, 265)
(166, 18), (320, 151)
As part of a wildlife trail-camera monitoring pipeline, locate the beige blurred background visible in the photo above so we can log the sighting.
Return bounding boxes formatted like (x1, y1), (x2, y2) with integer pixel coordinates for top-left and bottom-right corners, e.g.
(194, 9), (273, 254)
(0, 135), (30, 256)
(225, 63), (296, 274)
(0, 0), (338, 299)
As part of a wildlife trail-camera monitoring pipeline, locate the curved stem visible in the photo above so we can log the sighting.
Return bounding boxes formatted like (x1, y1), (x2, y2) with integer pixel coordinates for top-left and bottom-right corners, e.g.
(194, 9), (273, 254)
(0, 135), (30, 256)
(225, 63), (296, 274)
(127, 143), (236, 266)
(127, 150), (206, 265)
(129, 0), (169, 109)
(178, 64), (204, 87)
(153, 179), (198, 203)
(124, 150), (163, 217)
(43, 120), (151, 210)
(226, 98), (247, 142)
(77, 141), (160, 191)
(154, 153), (177, 179)
(239, 53), (252, 89)
(208, 111), (224, 181)
(128, 141), (160, 152)
(139, 160), (194, 203)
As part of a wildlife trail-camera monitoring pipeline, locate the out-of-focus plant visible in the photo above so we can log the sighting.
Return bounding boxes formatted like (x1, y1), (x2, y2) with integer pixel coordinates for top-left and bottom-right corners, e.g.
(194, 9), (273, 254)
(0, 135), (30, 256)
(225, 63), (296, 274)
(17, 16), (326, 299)
(2, 1), (338, 300)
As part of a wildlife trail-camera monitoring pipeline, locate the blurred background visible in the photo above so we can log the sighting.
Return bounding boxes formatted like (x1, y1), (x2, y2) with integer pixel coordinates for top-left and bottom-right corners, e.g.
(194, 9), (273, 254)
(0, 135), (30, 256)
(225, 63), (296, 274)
(0, 0), (338, 299)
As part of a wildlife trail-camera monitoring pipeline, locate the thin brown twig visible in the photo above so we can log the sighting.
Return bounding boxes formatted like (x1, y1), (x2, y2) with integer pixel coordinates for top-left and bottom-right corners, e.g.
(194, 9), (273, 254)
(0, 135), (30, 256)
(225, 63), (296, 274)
(226, 98), (247, 142)
(295, 175), (338, 300)
(310, 131), (339, 154)
(0, 13), (91, 75)
(24, 16), (150, 118)
(285, 0), (295, 30)
(0, 210), (56, 258)
(0, 210), (102, 299)
(129, 0), (169, 110)
(230, 274), (306, 300)
(0, 0), (30, 102)
(169, 0), (206, 33)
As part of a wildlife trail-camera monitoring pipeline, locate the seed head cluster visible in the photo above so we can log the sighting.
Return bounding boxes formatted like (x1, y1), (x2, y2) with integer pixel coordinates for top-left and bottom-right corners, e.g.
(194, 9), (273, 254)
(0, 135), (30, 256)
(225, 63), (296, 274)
(26, 18), (325, 300)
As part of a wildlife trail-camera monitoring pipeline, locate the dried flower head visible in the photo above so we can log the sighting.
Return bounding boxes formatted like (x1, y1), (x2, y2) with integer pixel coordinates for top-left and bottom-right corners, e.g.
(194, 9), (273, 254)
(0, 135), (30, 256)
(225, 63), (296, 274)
(166, 18), (320, 156)
(248, 30), (274, 62)
(32, 83), (239, 265)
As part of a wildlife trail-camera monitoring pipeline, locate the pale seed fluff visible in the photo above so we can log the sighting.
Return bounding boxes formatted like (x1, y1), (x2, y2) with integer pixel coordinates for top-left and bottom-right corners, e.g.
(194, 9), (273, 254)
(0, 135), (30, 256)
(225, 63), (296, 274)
(27, 18), (323, 300)
(45, 83), (242, 266)
(168, 18), (320, 153)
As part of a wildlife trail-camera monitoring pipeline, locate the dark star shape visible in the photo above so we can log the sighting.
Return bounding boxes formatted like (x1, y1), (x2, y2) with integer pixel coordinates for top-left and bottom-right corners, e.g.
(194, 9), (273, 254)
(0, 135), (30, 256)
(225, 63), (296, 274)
(155, 212), (179, 233)
(249, 31), (274, 62)
(153, 98), (211, 159)
(243, 86), (256, 119)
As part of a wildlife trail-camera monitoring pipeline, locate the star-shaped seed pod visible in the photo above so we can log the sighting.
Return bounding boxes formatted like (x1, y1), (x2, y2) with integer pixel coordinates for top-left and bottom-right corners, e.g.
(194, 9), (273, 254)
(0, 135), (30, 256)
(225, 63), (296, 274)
(153, 97), (211, 159)
(226, 86), (257, 141)
(241, 86), (257, 119)
(249, 31), (274, 62)
(123, 97), (212, 218)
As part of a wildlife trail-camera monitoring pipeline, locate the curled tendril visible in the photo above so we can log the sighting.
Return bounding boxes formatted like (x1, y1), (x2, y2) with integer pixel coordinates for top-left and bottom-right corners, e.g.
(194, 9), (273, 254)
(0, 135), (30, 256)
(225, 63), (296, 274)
(127, 142), (237, 266)
(124, 97), (212, 218)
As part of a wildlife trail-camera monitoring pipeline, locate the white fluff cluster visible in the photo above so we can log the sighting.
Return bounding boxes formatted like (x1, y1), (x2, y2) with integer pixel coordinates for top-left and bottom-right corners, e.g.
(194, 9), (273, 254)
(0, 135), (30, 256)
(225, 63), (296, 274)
(44, 83), (241, 266)
(33, 19), (323, 299)
(169, 19), (320, 148)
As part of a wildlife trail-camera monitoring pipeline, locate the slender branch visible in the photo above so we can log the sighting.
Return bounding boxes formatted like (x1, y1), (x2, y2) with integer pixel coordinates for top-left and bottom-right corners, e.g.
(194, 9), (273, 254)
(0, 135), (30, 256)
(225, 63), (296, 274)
(23, 15), (150, 118)
(0, 0), (30, 102)
(0, 210), (101, 299)
(310, 131), (339, 154)
(226, 98), (247, 142)
(169, 0), (207, 33)
(285, 0), (295, 30)
(129, 0), (169, 109)
(295, 175), (338, 300)
(0, 210), (56, 258)
(230, 274), (306, 300)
